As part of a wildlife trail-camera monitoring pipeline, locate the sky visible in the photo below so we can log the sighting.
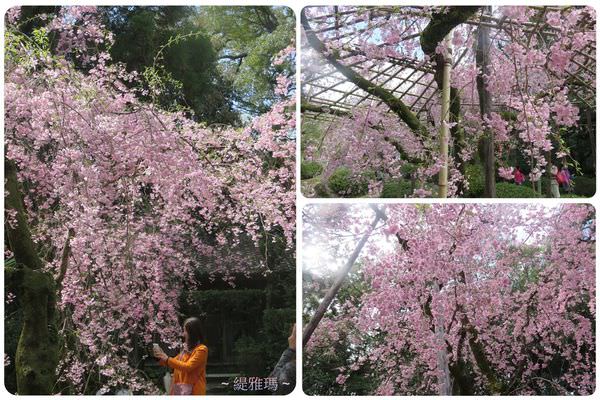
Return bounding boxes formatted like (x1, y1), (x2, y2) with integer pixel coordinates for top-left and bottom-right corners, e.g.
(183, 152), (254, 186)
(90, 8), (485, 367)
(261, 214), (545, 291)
(302, 203), (561, 276)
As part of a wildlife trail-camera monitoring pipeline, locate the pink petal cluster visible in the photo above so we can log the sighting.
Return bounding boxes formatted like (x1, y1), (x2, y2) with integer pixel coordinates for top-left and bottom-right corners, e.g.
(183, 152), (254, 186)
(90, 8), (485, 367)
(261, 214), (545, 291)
(5, 8), (295, 394)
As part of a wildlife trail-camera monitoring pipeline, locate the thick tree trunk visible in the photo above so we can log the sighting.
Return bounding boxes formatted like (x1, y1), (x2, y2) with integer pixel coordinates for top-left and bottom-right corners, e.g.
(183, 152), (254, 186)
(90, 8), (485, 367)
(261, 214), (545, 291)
(5, 159), (59, 394)
(587, 108), (595, 170)
(302, 205), (385, 347)
(476, 7), (496, 197)
(431, 282), (451, 394)
(545, 150), (553, 197)
(450, 88), (467, 194)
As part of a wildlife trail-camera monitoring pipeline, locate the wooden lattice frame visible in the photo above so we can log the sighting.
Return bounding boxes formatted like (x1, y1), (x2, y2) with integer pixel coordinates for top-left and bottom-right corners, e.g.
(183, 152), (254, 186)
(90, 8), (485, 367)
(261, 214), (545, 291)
(302, 6), (596, 122)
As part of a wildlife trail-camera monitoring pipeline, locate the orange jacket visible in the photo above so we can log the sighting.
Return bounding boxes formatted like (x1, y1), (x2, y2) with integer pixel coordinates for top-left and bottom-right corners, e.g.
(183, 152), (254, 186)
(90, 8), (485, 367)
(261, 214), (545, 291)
(160, 344), (208, 395)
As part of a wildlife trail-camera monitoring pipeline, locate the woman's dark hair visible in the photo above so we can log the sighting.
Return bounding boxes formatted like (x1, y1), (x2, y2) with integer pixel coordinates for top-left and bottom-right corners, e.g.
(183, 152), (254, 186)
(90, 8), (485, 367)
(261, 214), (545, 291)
(183, 317), (205, 350)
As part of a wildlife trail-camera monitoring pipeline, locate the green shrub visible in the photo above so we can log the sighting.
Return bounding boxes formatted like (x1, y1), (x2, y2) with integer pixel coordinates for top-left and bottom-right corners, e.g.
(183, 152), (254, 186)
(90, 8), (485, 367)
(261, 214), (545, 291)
(327, 167), (369, 197)
(301, 161), (323, 180)
(233, 335), (266, 376)
(464, 163), (484, 197)
(400, 163), (418, 176)
(572, 176), (595, 197)
(262, 308), (295, 365)
(313, 182), (331, 198)
(381, 180), (413, 198)
(496, 182), (540, 198)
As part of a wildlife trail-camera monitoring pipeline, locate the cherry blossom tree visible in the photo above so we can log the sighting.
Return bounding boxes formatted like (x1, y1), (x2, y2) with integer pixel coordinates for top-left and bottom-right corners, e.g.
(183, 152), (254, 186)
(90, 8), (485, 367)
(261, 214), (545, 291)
(4, 6), (294, 394)
(303, 204), (595, 395)
(301, 6), (596, 197)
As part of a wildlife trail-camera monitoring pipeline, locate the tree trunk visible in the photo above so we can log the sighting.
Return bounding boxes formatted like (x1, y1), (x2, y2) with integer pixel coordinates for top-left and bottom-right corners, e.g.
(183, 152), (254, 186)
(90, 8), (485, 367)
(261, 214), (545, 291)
(302, 206), (385, 347)
(5, 159), (59, 394)
(587, 108), (595, 170)
(545, 150), (553, 197)
(432, 282), (451, 394)
(476, 7), (496, 197)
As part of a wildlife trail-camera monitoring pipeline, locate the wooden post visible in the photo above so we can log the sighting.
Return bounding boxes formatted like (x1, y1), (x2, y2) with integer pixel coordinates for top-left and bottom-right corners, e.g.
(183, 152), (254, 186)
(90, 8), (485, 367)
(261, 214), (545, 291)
(302, 205), (386, 347)
(476, 6), (496, 197)
(438, 34), (452, 198)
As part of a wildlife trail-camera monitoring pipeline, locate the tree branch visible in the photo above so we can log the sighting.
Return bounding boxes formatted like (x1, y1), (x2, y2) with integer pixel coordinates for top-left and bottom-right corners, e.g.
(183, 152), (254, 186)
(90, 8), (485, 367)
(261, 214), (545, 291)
(56, 228), (75, 291)
(302, 206), (385, 347)
(218, 52), (248, 60)
(302, 101), (421, 163)
(301, 100), (350, 117)
(4, 158), (43, 270)
(301, 9), (428, 137)
(420, 7), (480, 56)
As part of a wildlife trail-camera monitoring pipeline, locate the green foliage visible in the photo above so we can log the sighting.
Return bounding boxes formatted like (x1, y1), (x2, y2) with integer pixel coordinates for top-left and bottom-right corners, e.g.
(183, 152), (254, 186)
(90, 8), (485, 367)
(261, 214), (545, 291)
(185, 289), (266, 317)
(233, 335), (266, 376)
(313, 182), (331, 198)
(232, 308), (294, 378)
(400, 163), (418, 175)
(261, 308), (295, 365)
(199, 7), (295, 115)
(496, 182), (540, 198)
(4, 26), (52, 70)
(11, 6), (240, 125)
(300, 119), (324, 156)
(572, 176), (596, 197)
(464, 163), (484, 197)
(303, 270), (378, 395)
(301, 161), (323, 180)
(328, 167), (369, 197)
(381, 179), (412, 198)
(105, 6), (239, 125)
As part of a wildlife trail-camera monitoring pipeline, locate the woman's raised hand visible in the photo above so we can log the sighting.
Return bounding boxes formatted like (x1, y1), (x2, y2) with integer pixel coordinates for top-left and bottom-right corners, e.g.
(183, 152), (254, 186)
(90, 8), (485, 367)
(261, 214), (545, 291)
(153, 344), (168, 361)
(288, 324), (296, 351)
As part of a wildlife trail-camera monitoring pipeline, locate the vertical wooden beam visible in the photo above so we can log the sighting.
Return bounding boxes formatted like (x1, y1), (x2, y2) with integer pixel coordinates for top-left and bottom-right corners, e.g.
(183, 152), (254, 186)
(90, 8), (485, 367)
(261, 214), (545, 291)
(438, 34), (452, 198)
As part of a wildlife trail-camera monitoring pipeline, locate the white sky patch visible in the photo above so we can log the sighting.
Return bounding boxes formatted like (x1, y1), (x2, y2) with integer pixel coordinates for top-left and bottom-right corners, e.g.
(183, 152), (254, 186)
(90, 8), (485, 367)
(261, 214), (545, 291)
(302, 204), (562, 276)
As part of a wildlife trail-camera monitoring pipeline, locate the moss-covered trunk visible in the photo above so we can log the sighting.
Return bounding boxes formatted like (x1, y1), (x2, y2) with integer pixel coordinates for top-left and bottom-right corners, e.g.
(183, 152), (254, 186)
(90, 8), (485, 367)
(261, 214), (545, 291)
(5, 158), (59, 394)
(15, 267), (59, 394)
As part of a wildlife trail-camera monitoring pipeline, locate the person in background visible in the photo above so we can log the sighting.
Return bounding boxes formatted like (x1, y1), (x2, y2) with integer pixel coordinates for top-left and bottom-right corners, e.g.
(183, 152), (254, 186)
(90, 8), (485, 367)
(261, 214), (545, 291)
(154, 317), (208, 395)
(513, 166), (525, 185)
(560, 162), (572, 192)
(268, 323), (296, 395)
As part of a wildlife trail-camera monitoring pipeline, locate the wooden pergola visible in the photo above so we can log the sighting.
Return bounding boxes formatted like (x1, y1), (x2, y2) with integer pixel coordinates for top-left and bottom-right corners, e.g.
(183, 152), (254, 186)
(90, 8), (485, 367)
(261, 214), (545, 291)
(302, 6), (596, 121)
(301, 6), (596, 198)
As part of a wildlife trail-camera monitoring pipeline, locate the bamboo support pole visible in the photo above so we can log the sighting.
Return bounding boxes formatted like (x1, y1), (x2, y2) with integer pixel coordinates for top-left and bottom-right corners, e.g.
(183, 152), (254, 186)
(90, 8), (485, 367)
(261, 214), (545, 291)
(438, 34), (452, 198)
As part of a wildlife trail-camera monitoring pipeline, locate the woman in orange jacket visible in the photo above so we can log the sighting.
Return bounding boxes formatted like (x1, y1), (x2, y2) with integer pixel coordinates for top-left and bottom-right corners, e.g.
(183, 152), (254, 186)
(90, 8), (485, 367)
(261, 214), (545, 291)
(154, 317), (208, 395)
